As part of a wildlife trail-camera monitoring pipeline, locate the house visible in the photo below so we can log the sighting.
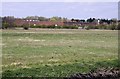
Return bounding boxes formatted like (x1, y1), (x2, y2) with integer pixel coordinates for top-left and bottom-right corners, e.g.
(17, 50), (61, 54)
(14, 19), (98, 27)
(14, 19), (64, 26)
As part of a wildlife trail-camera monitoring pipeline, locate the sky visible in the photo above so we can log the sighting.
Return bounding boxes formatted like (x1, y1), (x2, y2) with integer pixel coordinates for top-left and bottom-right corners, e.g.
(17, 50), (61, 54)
(2, 2), (118, 19)
(1, 0), (119, 2)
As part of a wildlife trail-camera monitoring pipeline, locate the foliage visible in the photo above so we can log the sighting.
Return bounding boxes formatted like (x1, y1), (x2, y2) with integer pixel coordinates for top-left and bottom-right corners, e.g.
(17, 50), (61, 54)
(38, 16), (49, 21)
(2, 16), (15, 29)
(22, 24), (29, 30)
(84, 24), (118, 30)
(29, 25), (78, 29)
(62, 25), (78, 29)
(50, 16), (65, 22)
(1, 16), (120, 30)
(116, 23), (120, 30)
(23, 26), (29, 30)
(109, 24), (117, 30)
(87, 18), (96, 23)
(2, 22), (9, 29)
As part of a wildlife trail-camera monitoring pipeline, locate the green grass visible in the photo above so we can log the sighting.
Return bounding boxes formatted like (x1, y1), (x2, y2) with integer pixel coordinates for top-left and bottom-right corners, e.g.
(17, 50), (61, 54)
(2, 29), (118, 77)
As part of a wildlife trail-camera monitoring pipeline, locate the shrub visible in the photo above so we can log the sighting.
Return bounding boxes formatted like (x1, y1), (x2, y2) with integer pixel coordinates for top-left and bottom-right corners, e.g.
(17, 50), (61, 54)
(62, 25), (78, 29)
(56, 26), (61, 29)
(30, 25), (42, 28)
(109, 24), (116, 30)
(97, 25), (107, 29)
(2, 22), (9, 29)
(85, 26), (90, 30)
(115, 23), (120, 30)
(71, 26), (78, 29)
(23, 26), (29, 30)
(48, 25), (55, 28)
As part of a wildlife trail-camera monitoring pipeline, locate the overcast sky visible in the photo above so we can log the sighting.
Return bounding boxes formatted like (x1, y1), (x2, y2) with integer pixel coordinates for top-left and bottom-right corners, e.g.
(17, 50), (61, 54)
(1, 0), (119, 2)
(2, 2), (118, 19)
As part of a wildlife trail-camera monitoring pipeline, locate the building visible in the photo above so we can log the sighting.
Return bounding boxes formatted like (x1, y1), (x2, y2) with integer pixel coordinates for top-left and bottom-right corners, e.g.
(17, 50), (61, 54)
(14, 19), (64, 26)
(14, 19), (98, 27)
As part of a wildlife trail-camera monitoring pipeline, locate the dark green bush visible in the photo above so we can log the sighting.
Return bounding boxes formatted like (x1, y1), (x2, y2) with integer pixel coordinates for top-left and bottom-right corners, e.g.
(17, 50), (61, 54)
(62, 25), (78, 29)
(97, 25), (107, 29)
(14, 23), (120, 30)
(116, 23), (120, 30)
(23, 26), (29, 30)
(109, 24), (116, 30)
(48, 25), (55, 28)
(56, 26), (61, 29)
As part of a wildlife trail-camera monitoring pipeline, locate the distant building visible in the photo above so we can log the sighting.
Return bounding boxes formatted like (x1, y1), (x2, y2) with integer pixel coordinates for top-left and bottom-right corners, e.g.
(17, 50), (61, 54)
(14, 19), (98, 27)
(14, 19), (64, 26)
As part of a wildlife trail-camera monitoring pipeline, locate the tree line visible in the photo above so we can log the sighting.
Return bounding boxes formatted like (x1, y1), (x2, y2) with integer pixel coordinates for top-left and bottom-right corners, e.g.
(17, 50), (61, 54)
(1, 16), (120, 30)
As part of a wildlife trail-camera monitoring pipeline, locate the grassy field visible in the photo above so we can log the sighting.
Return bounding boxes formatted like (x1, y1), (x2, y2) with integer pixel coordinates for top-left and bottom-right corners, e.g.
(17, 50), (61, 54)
(2, 29), (118, 77)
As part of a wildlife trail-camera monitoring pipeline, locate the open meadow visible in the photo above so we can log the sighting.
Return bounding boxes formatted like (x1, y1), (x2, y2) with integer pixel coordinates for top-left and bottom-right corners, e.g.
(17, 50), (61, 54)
(2, 29), (118, 77)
